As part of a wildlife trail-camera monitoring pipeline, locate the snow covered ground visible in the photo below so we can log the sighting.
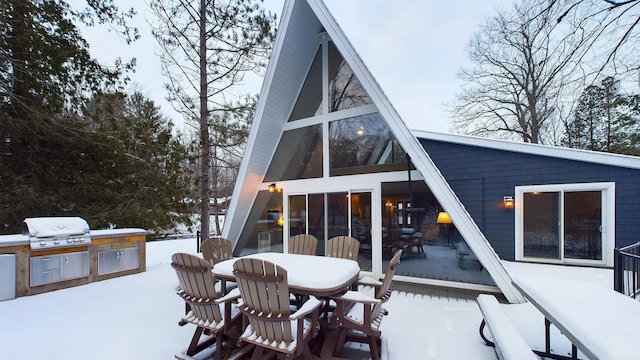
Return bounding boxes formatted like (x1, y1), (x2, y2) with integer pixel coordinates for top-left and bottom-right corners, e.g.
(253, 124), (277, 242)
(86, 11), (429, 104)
(0, 237), (611, 359)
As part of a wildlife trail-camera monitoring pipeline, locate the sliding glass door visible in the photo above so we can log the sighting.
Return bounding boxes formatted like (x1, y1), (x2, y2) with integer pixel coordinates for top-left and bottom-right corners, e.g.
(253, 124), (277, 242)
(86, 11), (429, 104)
(518, 183), (613, 265)
(288, 190), (372, 271)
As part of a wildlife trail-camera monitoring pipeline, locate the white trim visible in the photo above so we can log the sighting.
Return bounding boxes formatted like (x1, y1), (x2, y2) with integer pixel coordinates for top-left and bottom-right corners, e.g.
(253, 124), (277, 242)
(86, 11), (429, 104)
(514, 182), (615, 266)
(414, 130), (640, 171)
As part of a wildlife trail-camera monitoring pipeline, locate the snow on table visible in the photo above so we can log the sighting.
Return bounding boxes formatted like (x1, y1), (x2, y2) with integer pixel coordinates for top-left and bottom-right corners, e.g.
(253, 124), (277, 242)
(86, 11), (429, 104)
(512, 274), (640, 360)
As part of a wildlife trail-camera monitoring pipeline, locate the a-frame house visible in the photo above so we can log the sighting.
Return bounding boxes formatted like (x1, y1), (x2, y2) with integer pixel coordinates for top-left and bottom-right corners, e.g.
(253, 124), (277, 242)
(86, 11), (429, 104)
(222, 0), (524, 303)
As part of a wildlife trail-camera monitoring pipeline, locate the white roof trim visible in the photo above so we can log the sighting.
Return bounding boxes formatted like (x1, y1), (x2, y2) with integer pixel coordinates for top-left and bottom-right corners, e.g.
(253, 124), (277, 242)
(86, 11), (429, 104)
(414, 130), (640, 170)
(224, 0), (525, 303)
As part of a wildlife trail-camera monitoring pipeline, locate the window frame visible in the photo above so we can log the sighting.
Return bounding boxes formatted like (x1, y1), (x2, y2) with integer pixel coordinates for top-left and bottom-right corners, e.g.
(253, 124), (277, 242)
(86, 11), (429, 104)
(514, 182), (615, 266)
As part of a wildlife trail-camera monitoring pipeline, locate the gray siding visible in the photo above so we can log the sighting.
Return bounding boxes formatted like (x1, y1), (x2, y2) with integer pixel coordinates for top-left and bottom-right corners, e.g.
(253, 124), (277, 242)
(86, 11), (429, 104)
(419, 138), (640, 260)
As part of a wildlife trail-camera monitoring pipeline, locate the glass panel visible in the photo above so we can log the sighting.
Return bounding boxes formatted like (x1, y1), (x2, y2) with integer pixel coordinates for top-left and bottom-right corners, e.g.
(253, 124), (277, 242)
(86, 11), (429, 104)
(523, 192), (560, 259)
(327, 192), (349, 243)
(329, 113), (407, 176)
(328, 41), (372, 112)
(235, 191), (283, 256)
(289, 195), (306, 237)
(289, 48), (323, 121)
(564, 191), (602, 260)
(308, 193), (325, 255)
(351, 192), (372, 272)
(264, 125), (323, 181)
(381, 181), (494, 286)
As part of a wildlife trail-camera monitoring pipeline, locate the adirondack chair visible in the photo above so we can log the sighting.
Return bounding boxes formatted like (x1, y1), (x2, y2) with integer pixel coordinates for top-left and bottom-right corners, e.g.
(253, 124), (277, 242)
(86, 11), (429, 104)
(327, 236), (360, 260)
(201, 237), (233, 266)
(171, 252), (241, 359)
(329, 249), (403, 360)
(233, 258), (323, 360)
(201, 237), (236, 294)
(288, 234), (318, 255)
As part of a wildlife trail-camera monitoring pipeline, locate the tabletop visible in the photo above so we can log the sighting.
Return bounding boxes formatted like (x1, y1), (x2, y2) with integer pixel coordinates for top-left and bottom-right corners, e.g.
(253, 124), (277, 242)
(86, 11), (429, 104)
(512, 275), (640, 360)
(213, 252), (361, 297)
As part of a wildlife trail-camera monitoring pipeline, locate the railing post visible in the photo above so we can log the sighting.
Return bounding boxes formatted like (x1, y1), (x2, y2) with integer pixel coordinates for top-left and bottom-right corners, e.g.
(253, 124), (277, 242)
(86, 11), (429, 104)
(196, 230), (201, 253)
(614, 247), (622, 294)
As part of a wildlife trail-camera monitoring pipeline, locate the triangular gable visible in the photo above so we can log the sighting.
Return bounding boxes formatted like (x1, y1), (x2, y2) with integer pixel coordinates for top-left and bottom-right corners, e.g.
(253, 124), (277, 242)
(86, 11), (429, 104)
(223, 0), (525, 303)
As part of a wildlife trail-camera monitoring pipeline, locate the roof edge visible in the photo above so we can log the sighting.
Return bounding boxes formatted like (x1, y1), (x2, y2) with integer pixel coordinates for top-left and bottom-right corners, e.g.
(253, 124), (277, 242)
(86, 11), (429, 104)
(413, 130), (640, 170)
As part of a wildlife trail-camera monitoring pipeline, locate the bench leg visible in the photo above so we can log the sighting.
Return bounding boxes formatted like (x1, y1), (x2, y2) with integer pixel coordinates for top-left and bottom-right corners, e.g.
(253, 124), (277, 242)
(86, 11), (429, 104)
(479, 319), (495, 347)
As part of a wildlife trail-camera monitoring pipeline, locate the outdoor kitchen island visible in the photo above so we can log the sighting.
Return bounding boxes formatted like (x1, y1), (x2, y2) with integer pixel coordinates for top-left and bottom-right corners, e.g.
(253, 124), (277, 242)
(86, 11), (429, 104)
(0, 219), (146, 299)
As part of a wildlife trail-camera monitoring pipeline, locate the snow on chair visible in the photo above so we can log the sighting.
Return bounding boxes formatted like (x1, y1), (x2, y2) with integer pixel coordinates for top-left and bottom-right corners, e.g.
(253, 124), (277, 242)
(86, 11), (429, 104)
(329, 249), (402, 360)
(171, 252), (241, 360)
(233, 258), (323, 360)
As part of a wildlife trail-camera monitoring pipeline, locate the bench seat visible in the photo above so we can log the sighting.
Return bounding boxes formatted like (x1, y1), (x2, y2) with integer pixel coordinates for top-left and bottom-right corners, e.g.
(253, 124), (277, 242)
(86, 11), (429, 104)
(477, 294), (540, 360)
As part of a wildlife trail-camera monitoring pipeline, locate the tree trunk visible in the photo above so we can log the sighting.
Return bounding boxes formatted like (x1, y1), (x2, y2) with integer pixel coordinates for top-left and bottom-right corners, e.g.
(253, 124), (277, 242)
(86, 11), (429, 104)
(199, 0), (210, 241)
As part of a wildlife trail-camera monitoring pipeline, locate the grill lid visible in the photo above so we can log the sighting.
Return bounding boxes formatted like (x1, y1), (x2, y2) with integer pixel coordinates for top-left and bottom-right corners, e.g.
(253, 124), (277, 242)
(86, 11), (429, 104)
(22, 217), (90, 238)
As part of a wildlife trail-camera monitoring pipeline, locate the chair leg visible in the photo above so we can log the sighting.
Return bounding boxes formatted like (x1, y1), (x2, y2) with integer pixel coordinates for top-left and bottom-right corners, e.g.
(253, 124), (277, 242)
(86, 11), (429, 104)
(333, 328), (347, 357)
(215, 331), (223, 360)
(250, 345), (264, 360)
(368, 335), (381, 360)
(186, 327), (204, 356)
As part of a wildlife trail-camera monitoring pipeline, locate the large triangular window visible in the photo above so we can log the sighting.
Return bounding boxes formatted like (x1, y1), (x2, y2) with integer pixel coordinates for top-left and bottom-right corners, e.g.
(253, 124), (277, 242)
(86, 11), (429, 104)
(289, 48), (323, 121)
(328, 41), (372, 112)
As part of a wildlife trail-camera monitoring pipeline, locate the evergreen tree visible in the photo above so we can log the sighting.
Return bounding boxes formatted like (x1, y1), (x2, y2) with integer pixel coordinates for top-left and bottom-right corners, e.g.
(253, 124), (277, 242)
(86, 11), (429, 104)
(563, 77), (640, 155)
(80, 92), (192, 234)
(0, 1), (199, 234)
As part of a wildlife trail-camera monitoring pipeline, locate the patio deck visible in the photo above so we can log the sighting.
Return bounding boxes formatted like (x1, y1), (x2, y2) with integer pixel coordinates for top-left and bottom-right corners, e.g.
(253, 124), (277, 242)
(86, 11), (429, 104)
(0, 237), (609, 359)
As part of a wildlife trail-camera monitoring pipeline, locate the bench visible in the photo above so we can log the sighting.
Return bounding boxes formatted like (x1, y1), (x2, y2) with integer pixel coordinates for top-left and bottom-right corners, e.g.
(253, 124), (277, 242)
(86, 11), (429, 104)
(477, 294), (540, 360)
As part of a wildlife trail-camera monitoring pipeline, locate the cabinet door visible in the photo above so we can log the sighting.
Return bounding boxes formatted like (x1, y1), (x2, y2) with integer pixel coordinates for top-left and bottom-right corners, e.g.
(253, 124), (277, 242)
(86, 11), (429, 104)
(62, 251), (89, 280)
(31, 255), (62, 287)
(98, 247), (139, 275)
(119, 247), (139, 272)
(98, 249), (121, 275)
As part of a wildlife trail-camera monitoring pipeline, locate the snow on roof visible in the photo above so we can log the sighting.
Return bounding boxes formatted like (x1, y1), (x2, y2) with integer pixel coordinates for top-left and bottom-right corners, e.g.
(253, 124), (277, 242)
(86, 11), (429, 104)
(413, 130), (640, 170)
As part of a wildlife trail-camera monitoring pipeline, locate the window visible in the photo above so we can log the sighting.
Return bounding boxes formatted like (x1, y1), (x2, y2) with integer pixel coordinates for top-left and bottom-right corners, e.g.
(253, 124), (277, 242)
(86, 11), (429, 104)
(515, 182), (615, 266)
(264, 125), (323, 181)
(329, 113), (406, 176)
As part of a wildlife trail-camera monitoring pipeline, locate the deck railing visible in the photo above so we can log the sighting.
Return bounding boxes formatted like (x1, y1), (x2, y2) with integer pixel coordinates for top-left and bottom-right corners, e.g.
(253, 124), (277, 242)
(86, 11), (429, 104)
(614, 242), (640, 299)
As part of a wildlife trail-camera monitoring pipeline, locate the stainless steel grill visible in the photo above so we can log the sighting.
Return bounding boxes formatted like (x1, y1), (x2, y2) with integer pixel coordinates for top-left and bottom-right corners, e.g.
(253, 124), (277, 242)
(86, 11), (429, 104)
(22, 217), (91, 250)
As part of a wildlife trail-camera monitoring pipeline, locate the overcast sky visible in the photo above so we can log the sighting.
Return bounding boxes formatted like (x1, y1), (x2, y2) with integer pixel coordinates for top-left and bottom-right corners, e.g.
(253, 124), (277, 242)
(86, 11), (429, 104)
(82, 0), (514, 134)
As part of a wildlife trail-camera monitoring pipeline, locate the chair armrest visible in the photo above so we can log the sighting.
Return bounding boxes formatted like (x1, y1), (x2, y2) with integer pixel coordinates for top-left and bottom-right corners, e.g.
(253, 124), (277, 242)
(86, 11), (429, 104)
(215, 287), (241, 304)
(290, 295), (323, 320)
(334, 290), (382, 305)
(357, 276), (383, 287)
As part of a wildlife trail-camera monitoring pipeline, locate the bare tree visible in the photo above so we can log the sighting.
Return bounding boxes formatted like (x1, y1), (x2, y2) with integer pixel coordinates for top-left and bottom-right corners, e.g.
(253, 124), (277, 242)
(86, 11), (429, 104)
(557, 0), (639, 77)
(149, 0), (275, 239)
(452, 0), (593, 143)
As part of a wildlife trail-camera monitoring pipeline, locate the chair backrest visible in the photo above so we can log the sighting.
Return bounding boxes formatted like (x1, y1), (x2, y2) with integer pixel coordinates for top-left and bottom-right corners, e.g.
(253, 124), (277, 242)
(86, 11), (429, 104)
(327, 236), (360, 260)
(288, 234), (318, 255)
(171, 252), (223, 323)
(201, 237), (233, 266)
(373, 249), (402, 316)
(233, 258), (293, 343)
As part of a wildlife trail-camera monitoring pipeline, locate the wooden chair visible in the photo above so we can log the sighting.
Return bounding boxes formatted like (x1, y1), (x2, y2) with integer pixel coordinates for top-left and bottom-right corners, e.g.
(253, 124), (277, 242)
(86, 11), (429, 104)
(200, 237), (233, 266)
(288, 234), (318, 255)
(171, 253), (241, 359)
(233, 258), (323, 360)
(327, 236), (360, 260)
(329, 249), (403, 360)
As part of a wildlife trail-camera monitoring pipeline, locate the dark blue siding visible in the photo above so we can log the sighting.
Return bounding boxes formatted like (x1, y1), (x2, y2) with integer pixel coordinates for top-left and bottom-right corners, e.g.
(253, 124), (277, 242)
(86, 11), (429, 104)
(419, 138), (640, 261)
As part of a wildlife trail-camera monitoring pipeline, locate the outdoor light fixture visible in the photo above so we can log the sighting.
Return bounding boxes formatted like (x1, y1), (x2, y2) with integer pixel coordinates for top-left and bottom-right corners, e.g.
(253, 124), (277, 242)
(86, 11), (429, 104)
(437, 211), (452, 224)
(356, 125), (365, 136)
(268, 183), (281, 193)
(503, 196), (514, 209)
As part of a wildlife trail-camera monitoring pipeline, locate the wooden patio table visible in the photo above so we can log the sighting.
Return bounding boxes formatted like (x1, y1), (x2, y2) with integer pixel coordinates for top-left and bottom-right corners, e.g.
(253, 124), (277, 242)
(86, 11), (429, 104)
(212, 252), (360, 297)
(512, 275), (640, 360)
